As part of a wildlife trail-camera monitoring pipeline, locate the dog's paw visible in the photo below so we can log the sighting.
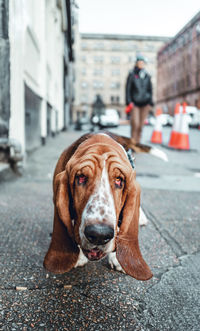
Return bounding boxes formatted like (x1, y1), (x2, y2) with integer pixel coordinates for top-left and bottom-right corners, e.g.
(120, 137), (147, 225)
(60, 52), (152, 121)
(139, 207), (149, 226)
(108, 252), (125, 273)
(75, 248), (88, 268)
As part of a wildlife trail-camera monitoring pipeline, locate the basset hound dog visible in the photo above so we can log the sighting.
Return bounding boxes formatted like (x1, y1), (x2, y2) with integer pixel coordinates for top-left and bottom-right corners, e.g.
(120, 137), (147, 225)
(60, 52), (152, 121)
(43, 132), (167, 280)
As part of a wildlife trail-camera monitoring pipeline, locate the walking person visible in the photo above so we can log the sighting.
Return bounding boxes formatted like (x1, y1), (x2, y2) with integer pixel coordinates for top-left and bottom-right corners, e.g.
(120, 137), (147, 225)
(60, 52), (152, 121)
(125, 55), (154, 143)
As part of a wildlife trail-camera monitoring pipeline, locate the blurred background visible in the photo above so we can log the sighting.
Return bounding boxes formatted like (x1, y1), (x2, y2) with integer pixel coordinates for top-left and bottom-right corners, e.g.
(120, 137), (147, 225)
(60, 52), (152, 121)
(0, 0), (200, 166)
(1, 3), (200, 329)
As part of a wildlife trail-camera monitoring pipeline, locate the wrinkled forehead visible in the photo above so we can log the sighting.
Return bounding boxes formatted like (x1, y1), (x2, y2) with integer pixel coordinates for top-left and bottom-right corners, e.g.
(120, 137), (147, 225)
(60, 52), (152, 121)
(67, 138), (131, 174)
(70, 134), (128, 162)
(74, 135), (128, 161)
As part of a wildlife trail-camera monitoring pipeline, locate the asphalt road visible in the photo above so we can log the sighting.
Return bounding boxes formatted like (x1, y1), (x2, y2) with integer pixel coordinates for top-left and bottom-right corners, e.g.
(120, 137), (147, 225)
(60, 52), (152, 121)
(0, 125), (200, 330)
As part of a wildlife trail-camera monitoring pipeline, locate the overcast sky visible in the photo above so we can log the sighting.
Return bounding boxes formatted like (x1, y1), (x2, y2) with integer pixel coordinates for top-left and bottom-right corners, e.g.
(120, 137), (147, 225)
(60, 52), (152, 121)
(77, 0), (200, 37)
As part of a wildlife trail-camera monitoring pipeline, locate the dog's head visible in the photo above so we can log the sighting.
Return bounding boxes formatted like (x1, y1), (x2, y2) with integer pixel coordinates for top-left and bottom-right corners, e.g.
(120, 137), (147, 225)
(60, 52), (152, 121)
(44, 135), (152, 280)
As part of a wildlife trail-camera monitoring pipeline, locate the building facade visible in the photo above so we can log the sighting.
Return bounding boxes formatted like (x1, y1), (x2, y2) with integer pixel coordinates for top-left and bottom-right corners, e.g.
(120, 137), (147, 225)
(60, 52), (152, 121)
(74, 33), (170, 120)
(157, 11), (200, 114)
(0, 0), (75, 165)
(0, 0), (9, 144)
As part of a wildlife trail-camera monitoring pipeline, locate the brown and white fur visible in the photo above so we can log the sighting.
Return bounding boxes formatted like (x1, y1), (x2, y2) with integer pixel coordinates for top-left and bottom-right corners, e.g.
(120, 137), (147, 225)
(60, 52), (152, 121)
(43, 132), (167, 280)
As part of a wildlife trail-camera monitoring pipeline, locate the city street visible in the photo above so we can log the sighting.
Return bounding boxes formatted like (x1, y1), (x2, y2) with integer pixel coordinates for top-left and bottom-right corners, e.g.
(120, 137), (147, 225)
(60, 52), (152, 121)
(0, 125), (200, 330)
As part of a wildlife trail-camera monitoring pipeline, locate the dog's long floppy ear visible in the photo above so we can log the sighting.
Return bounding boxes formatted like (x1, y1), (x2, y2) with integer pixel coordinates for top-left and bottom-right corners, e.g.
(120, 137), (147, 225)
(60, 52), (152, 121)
(116, 179), (153, 280)
(43, 171), (79, 274)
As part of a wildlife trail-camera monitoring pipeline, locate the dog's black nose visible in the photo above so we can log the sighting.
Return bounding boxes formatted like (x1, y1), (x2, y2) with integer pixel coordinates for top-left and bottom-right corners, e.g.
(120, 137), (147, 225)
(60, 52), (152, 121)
(84, 224), (114, 245)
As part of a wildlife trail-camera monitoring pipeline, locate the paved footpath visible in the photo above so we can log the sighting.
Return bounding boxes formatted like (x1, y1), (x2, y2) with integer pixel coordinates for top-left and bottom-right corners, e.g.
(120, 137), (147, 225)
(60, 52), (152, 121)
(0, 128), (200, 331)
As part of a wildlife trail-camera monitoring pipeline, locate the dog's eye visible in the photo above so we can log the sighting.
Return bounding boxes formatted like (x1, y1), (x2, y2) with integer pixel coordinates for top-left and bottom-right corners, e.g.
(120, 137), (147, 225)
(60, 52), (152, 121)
(77, 174), (87, 185)
(115, 177), (123, 188)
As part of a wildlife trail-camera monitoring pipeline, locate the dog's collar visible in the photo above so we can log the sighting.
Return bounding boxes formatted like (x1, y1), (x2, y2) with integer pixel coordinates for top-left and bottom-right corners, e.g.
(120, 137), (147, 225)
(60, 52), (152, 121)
(127, 149), (135, 169)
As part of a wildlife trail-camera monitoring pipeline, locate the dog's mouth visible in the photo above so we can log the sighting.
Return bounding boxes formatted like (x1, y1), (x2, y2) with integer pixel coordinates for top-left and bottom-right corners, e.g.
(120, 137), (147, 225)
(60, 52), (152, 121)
(82, 248), (106, 261)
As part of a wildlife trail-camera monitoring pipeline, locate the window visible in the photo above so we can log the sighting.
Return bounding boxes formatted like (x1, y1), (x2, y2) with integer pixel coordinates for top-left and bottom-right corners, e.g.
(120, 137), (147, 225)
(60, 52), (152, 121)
(110, 82), (120, 89)
(170, 43), (177, 53)
(111, 69), (120, 76)
(131, 44), (138, 51)
(81, 94), (88, 103)
(186, 74), (190, 87)
(145, 44), (155, 51)
(81, 42), (87, 50)
(116, 96), (120, 104)
(81, 56), (86, 62)
(93, 69), (103, 76)
(196, 23), (200, 34)
(111, 56), (120, 64)
(188, 29), (193, 40)
(94, 42), (104, 50)
(184, 32), (189, 44)
(93, 81), (104, 89)
(81, 81), (88, 89)
(111, 44), (121, 51)
(110, 96), (120, 104)
(81, 68), (86, 76)
(178, 36), (184, 48)
(196, 49), (200, 63)
(94, 56), (104, 63)
(148, 57), (155, 64)
(126, 43), (138, 51)
(196, 70), (200, 86)
(129, 56), (136, 63)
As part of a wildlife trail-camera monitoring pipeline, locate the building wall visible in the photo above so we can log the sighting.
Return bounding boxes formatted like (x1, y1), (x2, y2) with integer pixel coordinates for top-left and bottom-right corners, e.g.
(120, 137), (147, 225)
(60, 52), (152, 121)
(74, 33), (169, 120)
(9, 0), (71, 155)
(0, 0), (10, 138)
(157, 11), (200, 114)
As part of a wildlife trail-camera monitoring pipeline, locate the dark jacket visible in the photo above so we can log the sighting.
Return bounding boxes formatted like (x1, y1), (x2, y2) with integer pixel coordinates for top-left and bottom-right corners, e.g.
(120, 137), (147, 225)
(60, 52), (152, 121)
(125, 67), (153, 107)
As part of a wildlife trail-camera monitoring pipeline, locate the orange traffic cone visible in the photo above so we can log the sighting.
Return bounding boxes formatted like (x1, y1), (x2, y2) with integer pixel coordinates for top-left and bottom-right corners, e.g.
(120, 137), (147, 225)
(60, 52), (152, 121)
(168, 103), (181, 148)
(176, 102), (190, 150)
(151, 108), (163, 144)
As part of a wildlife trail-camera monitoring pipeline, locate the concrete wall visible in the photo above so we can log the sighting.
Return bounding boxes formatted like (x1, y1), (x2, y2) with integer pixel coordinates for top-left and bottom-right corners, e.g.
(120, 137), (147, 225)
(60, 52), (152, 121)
(9, 0), (69, 156)
(0, 0), (9, 137)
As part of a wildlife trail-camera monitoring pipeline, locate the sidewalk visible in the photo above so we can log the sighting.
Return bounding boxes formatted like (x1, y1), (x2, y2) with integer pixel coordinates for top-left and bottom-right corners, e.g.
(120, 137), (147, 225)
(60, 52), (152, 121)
(0, 163), (10, 180)
(0, 129), (200, 330)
